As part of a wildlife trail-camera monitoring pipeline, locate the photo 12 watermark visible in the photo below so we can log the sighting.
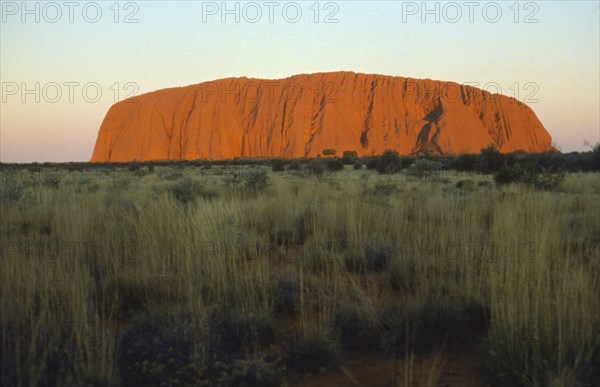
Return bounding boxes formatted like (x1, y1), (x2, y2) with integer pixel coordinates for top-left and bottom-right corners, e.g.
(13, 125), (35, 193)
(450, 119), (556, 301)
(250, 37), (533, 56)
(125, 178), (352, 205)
(400, 1), (540, 24)
(1, 1), (140, 23)
(200, 1), (340, 23)
(1, 81), (139, 104)
(196, 79), (340, 104)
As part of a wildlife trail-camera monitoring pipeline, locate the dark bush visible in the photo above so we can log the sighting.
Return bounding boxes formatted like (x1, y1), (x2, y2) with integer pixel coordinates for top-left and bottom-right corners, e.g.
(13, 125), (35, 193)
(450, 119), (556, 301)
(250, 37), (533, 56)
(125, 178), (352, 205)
(365, 157), (378, 170)
(453, 153), (478, 171)
(476, 145), (503, 174)
(342, 150), (359, 165)
(209, 310), (275, 358)
(376, 150), (402, 174)
(345, 237), (393, 272)
(169, 177), (217, 204)
(407, 159), (443, 177)
(285, 328), (341, 373)
(127, 162), (141, 172)
(364, 239), (392, 271)
(306, 159), (326, 179)
(400, 156), (415, 169)
(381, 297), (490, 355)
(535, 152), (566, 172)
(495, 162), (565, 190)
(335, 306), (379, 352)
(325, 158), (345, 172)
(287, 161), (302, 171)
(322, 149), (337, 157)
(353, 161), (363, 170)
(273, 278), (301, 314)
(117, 309), (204, 387)
(271, 160), (287, 172)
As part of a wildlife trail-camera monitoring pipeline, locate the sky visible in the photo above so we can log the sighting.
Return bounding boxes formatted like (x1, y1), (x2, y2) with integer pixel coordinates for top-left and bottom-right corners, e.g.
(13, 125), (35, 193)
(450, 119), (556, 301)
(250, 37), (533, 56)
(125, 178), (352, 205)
(1, 0), (599, 162)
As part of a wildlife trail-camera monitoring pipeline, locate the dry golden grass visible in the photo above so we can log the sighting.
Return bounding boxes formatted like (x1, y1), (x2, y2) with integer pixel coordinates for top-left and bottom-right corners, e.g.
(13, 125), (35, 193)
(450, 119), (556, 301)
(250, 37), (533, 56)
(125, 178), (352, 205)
(1, 165), (598, 386)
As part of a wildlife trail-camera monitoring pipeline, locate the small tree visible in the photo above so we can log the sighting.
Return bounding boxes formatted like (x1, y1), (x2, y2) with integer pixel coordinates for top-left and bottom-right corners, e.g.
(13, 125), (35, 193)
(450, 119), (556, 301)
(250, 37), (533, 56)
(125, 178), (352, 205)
(244, 167), (271, 193)
(453, 154), (478, 171)
(322, 149), (337, 157)
(341, 150), (359, 165)
(376, 150), (402, 174)
(476, 144), (503, 174)
(306, 159), (327, 180)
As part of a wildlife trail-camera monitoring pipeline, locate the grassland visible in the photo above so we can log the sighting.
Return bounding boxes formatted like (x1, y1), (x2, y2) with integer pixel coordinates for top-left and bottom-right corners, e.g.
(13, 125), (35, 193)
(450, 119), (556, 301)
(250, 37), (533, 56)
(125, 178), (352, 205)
(1, 160), (598, 386)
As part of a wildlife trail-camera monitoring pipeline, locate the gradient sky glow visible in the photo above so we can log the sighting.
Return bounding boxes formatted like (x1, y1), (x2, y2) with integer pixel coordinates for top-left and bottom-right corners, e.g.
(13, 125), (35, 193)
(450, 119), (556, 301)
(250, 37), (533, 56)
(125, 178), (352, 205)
(1, 0), (599, 162)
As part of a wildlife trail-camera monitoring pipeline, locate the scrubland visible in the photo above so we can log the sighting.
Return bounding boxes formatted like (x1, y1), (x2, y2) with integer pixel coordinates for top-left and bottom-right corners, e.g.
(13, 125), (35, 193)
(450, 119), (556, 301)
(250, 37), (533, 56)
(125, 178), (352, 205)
(1, 157), (598, 387)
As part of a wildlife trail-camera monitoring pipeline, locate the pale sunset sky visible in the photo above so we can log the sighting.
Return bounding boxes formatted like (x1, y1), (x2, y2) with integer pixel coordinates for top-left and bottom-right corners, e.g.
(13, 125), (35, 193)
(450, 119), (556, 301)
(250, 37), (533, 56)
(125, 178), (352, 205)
(1, 1), (599, 162)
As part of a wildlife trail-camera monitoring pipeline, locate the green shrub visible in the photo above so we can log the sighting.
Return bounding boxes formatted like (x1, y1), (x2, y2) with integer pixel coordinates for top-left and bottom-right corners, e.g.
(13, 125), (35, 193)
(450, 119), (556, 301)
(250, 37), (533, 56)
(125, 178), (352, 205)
(169, 177), (217, 204)
(42, 172), (63, 188)
(158, 168), (183, 181)
(353, 161), (363, 170)
(0, 176), (24, 201)
(368, 181), (397, 197)
(494, 163), (565, 191)
(532, 172), (566, 191)
(322, 148), (337, 157)
(244, 167), (271, 193)
(407, 159), (443, 177)
(376, 150), (402, 174)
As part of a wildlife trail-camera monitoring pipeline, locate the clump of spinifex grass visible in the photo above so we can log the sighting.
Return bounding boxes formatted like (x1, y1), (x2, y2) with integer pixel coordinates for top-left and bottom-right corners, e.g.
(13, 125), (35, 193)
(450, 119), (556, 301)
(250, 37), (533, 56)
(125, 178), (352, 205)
(0, 163), (598, 386)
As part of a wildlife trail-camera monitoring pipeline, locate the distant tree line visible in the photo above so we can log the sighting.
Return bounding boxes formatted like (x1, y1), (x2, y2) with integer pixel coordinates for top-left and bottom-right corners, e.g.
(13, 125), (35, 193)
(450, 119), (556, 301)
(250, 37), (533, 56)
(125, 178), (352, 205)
(1, 144), (598, 175)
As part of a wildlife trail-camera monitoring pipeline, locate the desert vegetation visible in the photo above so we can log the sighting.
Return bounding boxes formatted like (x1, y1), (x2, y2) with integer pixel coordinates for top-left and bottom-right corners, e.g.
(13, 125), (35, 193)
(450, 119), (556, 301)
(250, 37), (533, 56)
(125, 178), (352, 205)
(1, 147), (599, 386)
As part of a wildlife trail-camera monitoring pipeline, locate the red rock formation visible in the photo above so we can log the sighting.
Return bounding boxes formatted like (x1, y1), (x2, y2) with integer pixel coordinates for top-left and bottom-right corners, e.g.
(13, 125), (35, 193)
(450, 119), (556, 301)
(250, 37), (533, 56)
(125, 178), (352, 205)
(91, 72), (553, 161)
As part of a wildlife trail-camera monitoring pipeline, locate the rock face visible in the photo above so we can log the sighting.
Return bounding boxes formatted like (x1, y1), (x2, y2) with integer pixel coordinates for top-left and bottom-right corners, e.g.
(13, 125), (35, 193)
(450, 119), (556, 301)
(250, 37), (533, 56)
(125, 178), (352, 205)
(91, 72), (553, 161)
